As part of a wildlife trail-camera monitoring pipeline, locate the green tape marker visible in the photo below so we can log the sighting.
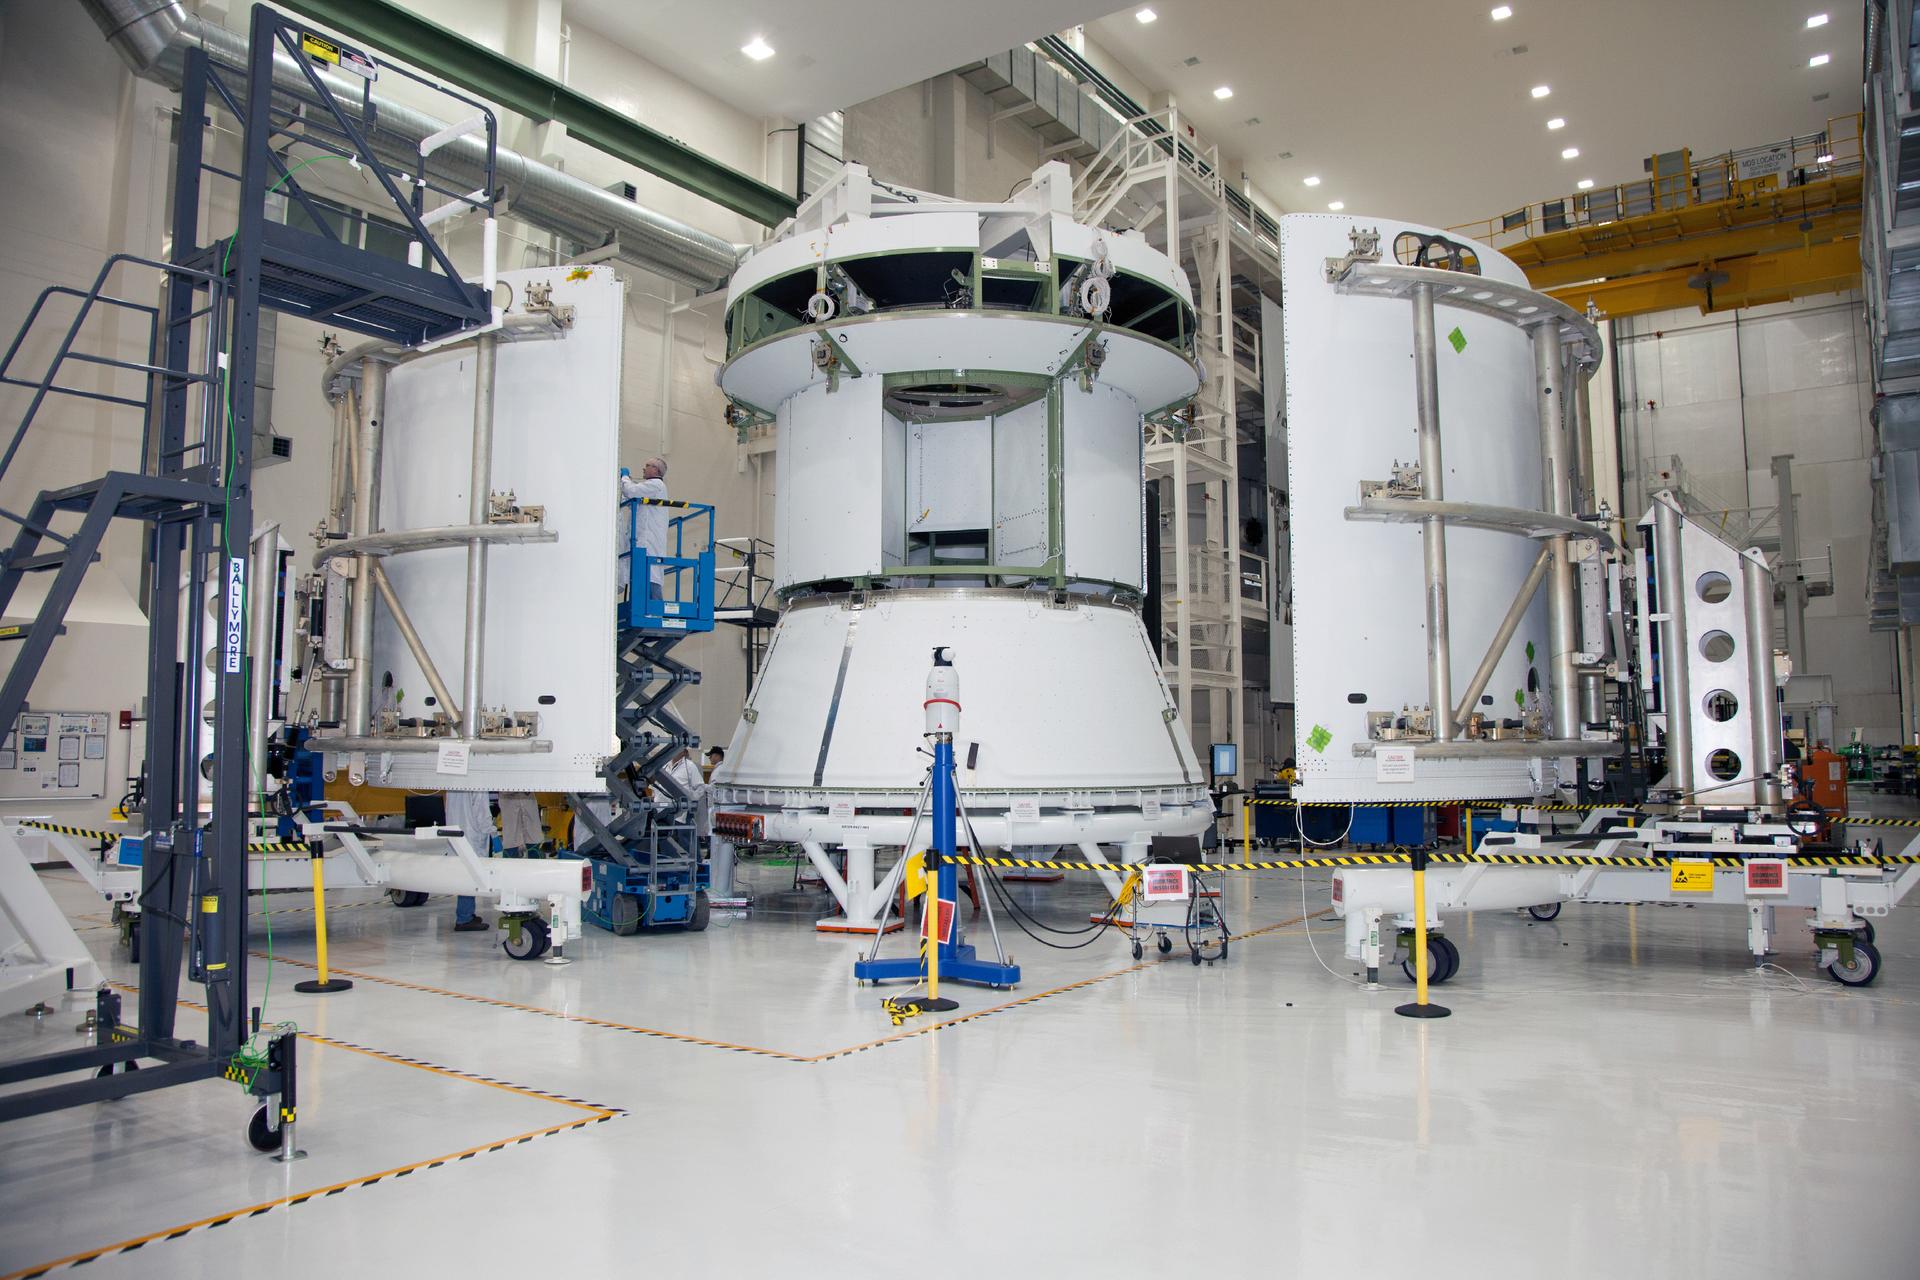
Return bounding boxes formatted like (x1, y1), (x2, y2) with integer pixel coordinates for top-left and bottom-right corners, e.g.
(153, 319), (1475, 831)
(1525, 640), (1536, 663)
(1306, 724), (1332, 753)
(1447, 326), (1467, 353)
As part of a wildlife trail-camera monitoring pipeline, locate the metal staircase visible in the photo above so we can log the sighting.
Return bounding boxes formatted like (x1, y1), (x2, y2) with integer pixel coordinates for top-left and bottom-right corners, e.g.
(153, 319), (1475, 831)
(0, 10), (494, 1127)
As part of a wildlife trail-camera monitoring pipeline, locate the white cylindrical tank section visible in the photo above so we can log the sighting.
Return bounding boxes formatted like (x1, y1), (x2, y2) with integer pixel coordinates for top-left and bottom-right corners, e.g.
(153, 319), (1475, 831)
(1277, 214), (1606, 801)
(710, 167), (1211, 907)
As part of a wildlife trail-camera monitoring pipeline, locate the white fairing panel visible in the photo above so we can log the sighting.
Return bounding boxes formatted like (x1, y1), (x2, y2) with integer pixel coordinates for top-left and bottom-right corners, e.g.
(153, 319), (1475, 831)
(1063, 382), (1144, 589)
(374, 266), (622, 792)
(724, 594), (1199, 791)
(1281, 215), (1546, 801)
(775, 378), (886, 588)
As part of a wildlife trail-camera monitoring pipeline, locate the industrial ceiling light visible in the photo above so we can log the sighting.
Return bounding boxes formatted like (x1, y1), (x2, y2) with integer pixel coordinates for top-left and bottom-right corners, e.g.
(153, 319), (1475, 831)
(741, 35), (775, 61)
(1561, 146), (1579, 159)
(1327, 200), (1345, 211)
(1136, 7), (1158, 22)
(1491, 5), (1513, 19)
(1577, 178), (1594, 190)
(1546, 117), (1565, 130)
(1213, 85), (1234, 99)
(1809, 52), (1830, 66)
(1807, 13), (1829, 27)
(1816, 152), (1835, 163)
(1531, 84), (1551, 98)
(1303, 175), (1322, 186)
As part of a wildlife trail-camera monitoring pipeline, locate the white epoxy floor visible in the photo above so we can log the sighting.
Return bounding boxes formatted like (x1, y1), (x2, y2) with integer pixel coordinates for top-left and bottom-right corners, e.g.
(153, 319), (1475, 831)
(3, 812), (1919, 1279)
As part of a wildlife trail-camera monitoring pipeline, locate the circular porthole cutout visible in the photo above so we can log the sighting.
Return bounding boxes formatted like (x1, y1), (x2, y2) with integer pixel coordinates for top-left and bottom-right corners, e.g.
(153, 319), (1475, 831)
(1706, 748), (1742, 782)
(1699, 630), (1736, 662)
(1696, 571), (1732, 604)
(1702, 690), (1739, 722)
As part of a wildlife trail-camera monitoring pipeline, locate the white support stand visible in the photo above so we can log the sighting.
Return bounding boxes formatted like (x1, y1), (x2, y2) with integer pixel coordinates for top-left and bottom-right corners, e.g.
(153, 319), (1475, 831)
(0, 825), (102, 1016)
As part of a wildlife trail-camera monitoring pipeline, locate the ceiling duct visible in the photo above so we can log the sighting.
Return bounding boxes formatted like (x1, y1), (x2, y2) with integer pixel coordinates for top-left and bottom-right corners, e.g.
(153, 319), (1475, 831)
(76, 0), (742, 290)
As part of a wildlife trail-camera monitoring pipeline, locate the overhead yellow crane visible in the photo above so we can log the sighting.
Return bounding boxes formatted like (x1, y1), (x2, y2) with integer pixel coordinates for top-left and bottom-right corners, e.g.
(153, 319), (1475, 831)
(1450, 119), (1863, 320)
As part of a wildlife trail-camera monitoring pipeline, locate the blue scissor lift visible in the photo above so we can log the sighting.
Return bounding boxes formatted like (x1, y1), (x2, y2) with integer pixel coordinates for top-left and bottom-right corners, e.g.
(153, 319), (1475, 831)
(567, 480), (717, 934)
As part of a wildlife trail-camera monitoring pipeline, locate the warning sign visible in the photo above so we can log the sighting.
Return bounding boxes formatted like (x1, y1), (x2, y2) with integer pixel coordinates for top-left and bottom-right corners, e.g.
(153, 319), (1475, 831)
(1669, 859), (1715, 893)
(921, 897), (955, 946)
(1744, 858), (1788, 896)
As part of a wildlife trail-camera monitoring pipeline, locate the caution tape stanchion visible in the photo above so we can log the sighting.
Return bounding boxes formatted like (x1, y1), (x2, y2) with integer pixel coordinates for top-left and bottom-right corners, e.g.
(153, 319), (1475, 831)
(291, 842), (352, 995)
(1394, 845), (1450, 1020)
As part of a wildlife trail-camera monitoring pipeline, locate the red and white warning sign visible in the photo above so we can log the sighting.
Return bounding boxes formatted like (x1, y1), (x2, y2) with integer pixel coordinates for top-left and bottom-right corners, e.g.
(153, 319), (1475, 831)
(1743, 858), (1789, 896)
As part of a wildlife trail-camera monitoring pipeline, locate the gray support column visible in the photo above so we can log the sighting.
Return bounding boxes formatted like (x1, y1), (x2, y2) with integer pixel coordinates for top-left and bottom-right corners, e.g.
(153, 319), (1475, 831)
(1652, 497), (1695, 796)
(1453, 545), (1550, 730)
(345, 360), (386, 738)
(461, 332), (498, 739)
(1412, 284), (1454, 740)
(1532, 322), (1579, 741)
(1770, 454), (1808, 671)
(1741, 549), (1783, 807)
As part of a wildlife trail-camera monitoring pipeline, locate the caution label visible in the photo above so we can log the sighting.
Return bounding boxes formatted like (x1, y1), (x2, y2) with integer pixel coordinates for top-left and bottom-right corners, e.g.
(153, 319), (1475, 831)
(300, 31), (378, 80)
(1669, 859), (1715, 893)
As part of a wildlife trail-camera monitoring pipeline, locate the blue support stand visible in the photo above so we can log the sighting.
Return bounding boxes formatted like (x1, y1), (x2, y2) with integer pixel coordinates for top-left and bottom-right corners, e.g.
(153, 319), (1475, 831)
(853, 739), (1021, 993)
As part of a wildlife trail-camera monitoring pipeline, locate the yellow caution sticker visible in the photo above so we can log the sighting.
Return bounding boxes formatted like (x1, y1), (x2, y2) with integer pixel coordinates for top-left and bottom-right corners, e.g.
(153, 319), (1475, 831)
(904, 851), (926, 900)
(1669, 859), (1715, 893)
(300, 32), (340, 66)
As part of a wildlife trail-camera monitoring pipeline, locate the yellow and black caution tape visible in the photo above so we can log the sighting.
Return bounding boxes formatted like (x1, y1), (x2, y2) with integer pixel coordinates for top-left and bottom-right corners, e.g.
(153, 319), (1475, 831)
(950, 851), (1920, 874)
(1840, 815), (1920, 828)
(1243, 797), (1634, 812)
(248, 840), (311, 853)
(17, 818), (120, 844)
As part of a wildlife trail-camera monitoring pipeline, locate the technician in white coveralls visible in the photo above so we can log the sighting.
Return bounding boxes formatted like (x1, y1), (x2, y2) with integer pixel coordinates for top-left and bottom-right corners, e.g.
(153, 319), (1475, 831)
(617, 455), (670, 597)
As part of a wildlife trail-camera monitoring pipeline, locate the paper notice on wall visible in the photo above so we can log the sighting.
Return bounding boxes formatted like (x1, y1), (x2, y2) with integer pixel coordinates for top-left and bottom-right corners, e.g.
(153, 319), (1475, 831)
(436, 740), (470, 776)
(1010, 797), (1040, 822)
(1374, 746), (1416, 783)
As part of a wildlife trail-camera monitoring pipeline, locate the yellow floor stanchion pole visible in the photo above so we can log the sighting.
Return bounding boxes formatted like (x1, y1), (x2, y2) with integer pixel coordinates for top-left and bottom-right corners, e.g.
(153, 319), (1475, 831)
(293, 843), (352, 994)
(1242, 795), (1253, 862)
(1395, 845), (1450, 1019)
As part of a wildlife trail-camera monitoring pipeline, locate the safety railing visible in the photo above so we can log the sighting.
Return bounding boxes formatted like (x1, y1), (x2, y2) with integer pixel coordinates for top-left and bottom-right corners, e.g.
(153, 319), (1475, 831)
(0, 254), (231, 538)
(1449, 115), (1865, 250)
(619, 480), (716, 633)
(714, 535), (777, 618)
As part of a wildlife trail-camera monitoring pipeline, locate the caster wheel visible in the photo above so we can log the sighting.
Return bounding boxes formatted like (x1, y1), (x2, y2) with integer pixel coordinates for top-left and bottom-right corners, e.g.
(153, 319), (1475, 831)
(1131, 941), (1144, 961)
(1432, 935), (1460, 984)
(687, 891), (711, 933)
(1851, 916), (1876, 945)
(247, 1105), (283, 1152)
(1190, 948), (1202, 966)
(502, 917), (550, 961)
(1527, 902), (1562, 922)
(387, 889), (429, 908)
(1157, 934), (1173, 955)
(1401, 937), (1453, 985)
(1828, 939), (1881, 988)
(126, 918), (140, 964)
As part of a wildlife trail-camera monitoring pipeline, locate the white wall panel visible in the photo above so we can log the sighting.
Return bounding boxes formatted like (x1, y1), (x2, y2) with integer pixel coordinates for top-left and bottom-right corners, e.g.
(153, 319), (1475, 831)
(1061, 382), (1143, 588)
(775, 378), (885, 587)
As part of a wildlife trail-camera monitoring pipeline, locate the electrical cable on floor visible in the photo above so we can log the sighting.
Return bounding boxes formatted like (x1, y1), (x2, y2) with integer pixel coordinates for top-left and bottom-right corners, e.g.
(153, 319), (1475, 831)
(1294, 801), (1355, 848)
(1299, 864), (1368, 988)
(957, 805), (1124, 947)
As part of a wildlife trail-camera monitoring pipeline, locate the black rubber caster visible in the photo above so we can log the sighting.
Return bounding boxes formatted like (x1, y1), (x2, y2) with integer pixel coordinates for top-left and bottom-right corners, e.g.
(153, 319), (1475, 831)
(687, 890), (711, 932)
(387, 889), (429, 908)
(1130, 940), (1143, 960)
(1157, 934), (1173, 955)
(1851, 916), (1876, 945)
(248, 1104), (284, 1152)
(1401, 935), (1459, 985)
(1828, 939), (1881, 987)
(1527, 902), (1562, 922)
(502, 917), (550, 961)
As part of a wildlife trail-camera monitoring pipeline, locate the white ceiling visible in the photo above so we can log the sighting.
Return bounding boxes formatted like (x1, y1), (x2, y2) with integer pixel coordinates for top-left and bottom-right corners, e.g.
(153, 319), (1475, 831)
(561, 0), (1125, 122)
(1086, 0), (1867, 231)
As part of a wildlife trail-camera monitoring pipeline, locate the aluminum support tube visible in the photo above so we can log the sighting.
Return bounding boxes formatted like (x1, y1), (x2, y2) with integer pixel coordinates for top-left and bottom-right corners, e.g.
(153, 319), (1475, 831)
(246, 523), (280, 806)
(1532, 321), (1580, 741)
(369, 562), (459, 724)
(1741, 551), (1784, 807)
(459, 334), (496, 739)
(1412, 284), (1455, 740)
(345, 361), (386, 739)
(80, 2), (739, 289)
(1452, 545), (1550, 731)
(1570, 355), (1596, 514)
(1652, 498), (1695, 796)
(328, 393), (351, 535)
(1771, 455), (1809, 670)
(309, 735), (550, 755)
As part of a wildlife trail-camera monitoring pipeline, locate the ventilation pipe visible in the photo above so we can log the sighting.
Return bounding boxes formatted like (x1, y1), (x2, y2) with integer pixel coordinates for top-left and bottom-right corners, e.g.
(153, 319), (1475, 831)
(78, 0), (741, 290)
